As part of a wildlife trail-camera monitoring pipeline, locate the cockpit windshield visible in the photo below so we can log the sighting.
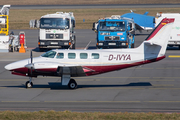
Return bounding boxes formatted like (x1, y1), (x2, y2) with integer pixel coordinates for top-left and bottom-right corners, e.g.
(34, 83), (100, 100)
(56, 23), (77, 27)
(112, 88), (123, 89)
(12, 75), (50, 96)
(99, 21), (125, 31)
(40, 18), (70, 29)
(41, 50), (56, 58)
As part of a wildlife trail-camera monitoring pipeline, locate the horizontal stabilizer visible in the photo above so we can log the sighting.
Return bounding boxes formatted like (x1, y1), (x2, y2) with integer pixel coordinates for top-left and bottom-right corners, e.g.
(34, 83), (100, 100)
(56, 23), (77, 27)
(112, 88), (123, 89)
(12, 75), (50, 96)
(144, 41), (160, 46)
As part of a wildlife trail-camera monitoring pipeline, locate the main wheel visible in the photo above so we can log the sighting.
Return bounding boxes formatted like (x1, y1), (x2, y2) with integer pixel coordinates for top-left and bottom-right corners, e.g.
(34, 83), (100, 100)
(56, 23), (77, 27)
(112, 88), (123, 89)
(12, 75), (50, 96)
(71, 36), (76, 49)
(131, 43), (135, 48)
(178, 46), (180, 50)
(39, 48), (44, 52)
(25, 81), (33, 88)
(68, 79), (77, 89)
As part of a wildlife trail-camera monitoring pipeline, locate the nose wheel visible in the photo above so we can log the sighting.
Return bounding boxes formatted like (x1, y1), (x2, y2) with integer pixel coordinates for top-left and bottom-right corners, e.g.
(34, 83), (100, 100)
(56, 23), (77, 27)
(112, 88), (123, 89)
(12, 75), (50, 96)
(68, 79), (77, 89)
(25, 77), (33, 88)
(25, 81), (33, 88)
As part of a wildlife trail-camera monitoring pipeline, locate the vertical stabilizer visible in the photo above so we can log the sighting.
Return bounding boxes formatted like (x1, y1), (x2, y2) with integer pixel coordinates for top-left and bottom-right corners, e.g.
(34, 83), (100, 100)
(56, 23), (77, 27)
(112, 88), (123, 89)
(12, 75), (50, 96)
(135, 18), (174, 61)
(144, 18), (174, 56)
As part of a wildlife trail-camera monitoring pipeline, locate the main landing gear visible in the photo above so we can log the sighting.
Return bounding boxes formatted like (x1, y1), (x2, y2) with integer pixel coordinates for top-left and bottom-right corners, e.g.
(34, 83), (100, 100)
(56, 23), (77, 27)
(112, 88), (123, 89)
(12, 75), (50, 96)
(25, 65), (77, 89)
(60, 67), (78, 89)
(68, 79), (77, 89)
(25, 77), (77, 89)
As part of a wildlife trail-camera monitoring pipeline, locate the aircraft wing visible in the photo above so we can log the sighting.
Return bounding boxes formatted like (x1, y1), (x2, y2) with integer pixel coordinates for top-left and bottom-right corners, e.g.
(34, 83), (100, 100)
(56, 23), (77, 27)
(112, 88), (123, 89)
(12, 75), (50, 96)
(32, 62), (93, 77)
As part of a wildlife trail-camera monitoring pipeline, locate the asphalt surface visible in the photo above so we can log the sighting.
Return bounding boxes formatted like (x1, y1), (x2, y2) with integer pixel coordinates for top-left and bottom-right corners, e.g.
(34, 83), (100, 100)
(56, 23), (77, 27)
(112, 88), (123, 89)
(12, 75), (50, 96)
(0, 29), (180, 112)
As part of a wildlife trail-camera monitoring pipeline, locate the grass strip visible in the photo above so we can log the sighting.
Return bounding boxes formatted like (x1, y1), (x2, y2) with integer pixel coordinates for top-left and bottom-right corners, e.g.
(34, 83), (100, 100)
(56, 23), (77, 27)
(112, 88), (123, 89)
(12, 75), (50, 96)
(8, 7), (180, 30)
(0, 110), (180, 120)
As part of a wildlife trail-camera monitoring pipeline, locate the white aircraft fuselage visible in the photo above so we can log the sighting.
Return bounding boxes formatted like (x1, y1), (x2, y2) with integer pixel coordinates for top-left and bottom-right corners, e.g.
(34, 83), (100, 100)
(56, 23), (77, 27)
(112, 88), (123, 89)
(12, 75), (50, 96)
(5, 48), (165, 77)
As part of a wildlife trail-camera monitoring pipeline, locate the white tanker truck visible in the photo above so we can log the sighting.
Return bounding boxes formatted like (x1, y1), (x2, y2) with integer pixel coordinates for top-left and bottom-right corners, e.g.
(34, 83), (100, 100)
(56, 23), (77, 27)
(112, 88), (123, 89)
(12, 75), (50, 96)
(30, 12), (76, 51)
(156, 12), (180, 49)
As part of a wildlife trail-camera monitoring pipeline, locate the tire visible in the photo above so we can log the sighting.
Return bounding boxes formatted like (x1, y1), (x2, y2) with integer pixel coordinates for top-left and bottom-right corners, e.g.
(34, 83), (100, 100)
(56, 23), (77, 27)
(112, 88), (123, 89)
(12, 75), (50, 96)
(72, 36), (76, 49)
(68, 79), (77, 89)
(39, 48), (44, 52)
(25, 81), (33, 88)
(131, 43), (135, 48)
(178, 46), (180, 50)
(72, 43), (75, 49)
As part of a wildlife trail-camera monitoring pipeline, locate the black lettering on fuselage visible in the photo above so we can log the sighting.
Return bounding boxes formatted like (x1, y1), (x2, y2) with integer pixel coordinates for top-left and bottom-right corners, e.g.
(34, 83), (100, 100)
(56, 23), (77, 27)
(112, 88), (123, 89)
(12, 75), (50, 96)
(108, 54), (131, 61)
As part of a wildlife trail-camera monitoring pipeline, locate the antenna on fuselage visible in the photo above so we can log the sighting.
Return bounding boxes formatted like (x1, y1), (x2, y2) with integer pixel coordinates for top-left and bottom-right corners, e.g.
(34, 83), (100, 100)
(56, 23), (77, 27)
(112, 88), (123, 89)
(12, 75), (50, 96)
(84, 41), (91, 50)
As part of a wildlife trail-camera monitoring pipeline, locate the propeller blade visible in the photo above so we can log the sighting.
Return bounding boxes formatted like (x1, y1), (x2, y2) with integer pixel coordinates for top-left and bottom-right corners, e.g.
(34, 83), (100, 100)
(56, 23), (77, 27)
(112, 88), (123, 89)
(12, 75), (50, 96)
(31, 67), (33, 77)
(31, 50), (33, 63)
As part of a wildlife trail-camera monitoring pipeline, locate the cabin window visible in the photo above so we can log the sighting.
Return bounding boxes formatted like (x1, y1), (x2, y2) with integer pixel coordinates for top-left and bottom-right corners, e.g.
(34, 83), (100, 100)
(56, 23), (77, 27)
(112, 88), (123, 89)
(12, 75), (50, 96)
(56, 53), (64, 59)
(92, 53), (99, 59)
(68, 53), (76, 59)
(41, 50), (56, 58)
(80, 53), (88, 59)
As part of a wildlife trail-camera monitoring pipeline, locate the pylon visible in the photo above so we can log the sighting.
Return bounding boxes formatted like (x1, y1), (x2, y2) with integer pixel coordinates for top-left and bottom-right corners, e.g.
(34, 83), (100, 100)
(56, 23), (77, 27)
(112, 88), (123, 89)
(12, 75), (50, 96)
(19, 43), (26, 53)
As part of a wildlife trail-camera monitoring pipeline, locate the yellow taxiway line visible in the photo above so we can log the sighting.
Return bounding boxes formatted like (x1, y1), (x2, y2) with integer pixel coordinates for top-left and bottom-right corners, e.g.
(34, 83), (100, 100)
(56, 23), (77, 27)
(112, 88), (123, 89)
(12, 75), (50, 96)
(168, 55), (180, 58)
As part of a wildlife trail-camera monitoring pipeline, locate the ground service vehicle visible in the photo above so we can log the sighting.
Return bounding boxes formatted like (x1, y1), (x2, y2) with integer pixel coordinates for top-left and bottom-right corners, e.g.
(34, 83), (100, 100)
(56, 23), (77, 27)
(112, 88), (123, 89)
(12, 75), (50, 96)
(0, 5), (26, 53)
(30, 12), (76, 51)
(121, 11), (155, 31)
(156, 12), (180, 49)
(92, 15), (135, 49)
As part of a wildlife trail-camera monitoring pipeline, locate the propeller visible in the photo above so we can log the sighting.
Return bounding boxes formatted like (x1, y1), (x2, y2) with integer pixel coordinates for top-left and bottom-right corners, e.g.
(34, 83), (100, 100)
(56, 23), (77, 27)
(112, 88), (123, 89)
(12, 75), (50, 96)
(31, 49), (33, 64)
(25, 50), (34, 76)
(30, 50), (33, 76)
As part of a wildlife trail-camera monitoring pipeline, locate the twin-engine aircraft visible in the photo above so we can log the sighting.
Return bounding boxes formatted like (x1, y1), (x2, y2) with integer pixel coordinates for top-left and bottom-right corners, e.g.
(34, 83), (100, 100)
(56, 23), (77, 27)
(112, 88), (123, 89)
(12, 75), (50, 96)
(5, 18), (174, 89)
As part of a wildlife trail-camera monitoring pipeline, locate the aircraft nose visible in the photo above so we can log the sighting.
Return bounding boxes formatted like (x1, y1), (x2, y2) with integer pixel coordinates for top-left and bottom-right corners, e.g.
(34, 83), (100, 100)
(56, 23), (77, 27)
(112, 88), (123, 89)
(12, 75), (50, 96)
(4, 63), (12, 71)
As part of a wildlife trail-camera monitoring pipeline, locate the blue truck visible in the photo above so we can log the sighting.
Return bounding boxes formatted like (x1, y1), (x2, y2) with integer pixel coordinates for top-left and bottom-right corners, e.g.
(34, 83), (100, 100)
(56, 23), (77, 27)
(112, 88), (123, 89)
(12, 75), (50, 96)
(92, 15), (136, 49)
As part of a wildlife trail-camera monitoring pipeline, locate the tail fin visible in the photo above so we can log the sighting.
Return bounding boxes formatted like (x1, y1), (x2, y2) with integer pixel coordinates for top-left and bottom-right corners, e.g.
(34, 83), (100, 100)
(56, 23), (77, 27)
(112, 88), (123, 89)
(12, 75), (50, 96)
(137, 18), (174, 60)
(0, 5), (11, 15)
(146, 18), (174, 42)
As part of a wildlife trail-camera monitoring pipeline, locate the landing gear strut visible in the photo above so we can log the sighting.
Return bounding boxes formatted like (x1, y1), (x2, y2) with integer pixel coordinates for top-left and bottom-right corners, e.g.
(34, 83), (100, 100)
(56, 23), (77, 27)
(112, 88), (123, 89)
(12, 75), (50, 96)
(60, 67), (77, 89)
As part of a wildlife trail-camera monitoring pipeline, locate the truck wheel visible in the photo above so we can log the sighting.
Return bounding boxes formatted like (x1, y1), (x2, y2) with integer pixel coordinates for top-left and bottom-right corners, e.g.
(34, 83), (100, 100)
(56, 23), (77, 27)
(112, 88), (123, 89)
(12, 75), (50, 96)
(39, 48), (44, 52)
(72, 44), (75, 49)
(178, 46), (180, 50)
(72, 36), (76, 49)
(131, 43), (135, 48)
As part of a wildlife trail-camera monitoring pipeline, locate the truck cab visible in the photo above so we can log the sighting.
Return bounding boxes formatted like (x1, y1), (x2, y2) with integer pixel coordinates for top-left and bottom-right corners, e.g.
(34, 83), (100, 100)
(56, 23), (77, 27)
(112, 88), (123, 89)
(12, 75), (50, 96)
(30, 12), (76, 51)
(93, 15), (135, 49)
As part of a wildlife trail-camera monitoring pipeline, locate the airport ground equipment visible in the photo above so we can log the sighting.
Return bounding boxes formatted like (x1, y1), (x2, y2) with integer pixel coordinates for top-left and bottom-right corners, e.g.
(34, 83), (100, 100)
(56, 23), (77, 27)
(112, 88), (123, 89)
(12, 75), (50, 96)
(0, 5), (26, 52)
(9, 31), (27, 52)
(121, 11), (155, 32)
(92, 15), (135, 49)
(156, 12), (180, 49)
(0, 5), (10, 52)
(30, 12), (76, 51)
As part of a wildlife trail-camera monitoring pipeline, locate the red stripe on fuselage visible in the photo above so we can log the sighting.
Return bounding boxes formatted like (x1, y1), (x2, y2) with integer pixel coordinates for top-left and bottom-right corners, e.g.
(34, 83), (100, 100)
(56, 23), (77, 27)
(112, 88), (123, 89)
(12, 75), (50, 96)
(84, 56), (165, 76)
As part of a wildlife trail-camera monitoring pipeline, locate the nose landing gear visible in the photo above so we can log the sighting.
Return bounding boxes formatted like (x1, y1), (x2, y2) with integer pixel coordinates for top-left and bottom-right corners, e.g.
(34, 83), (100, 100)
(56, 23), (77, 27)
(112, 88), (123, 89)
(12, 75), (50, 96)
(25, 77), (33, 88)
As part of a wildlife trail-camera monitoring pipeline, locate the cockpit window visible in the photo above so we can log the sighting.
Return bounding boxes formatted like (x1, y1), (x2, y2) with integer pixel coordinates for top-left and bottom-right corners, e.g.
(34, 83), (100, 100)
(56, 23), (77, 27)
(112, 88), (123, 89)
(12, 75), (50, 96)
(56, 53), (64, 59)
(41, 50), (56, 58)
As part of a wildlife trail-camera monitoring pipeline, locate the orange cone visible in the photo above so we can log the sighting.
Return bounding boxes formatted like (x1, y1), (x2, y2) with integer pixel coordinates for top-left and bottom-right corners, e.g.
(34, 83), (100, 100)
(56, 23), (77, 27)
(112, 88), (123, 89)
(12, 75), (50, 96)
(19, 43), (26, 53)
